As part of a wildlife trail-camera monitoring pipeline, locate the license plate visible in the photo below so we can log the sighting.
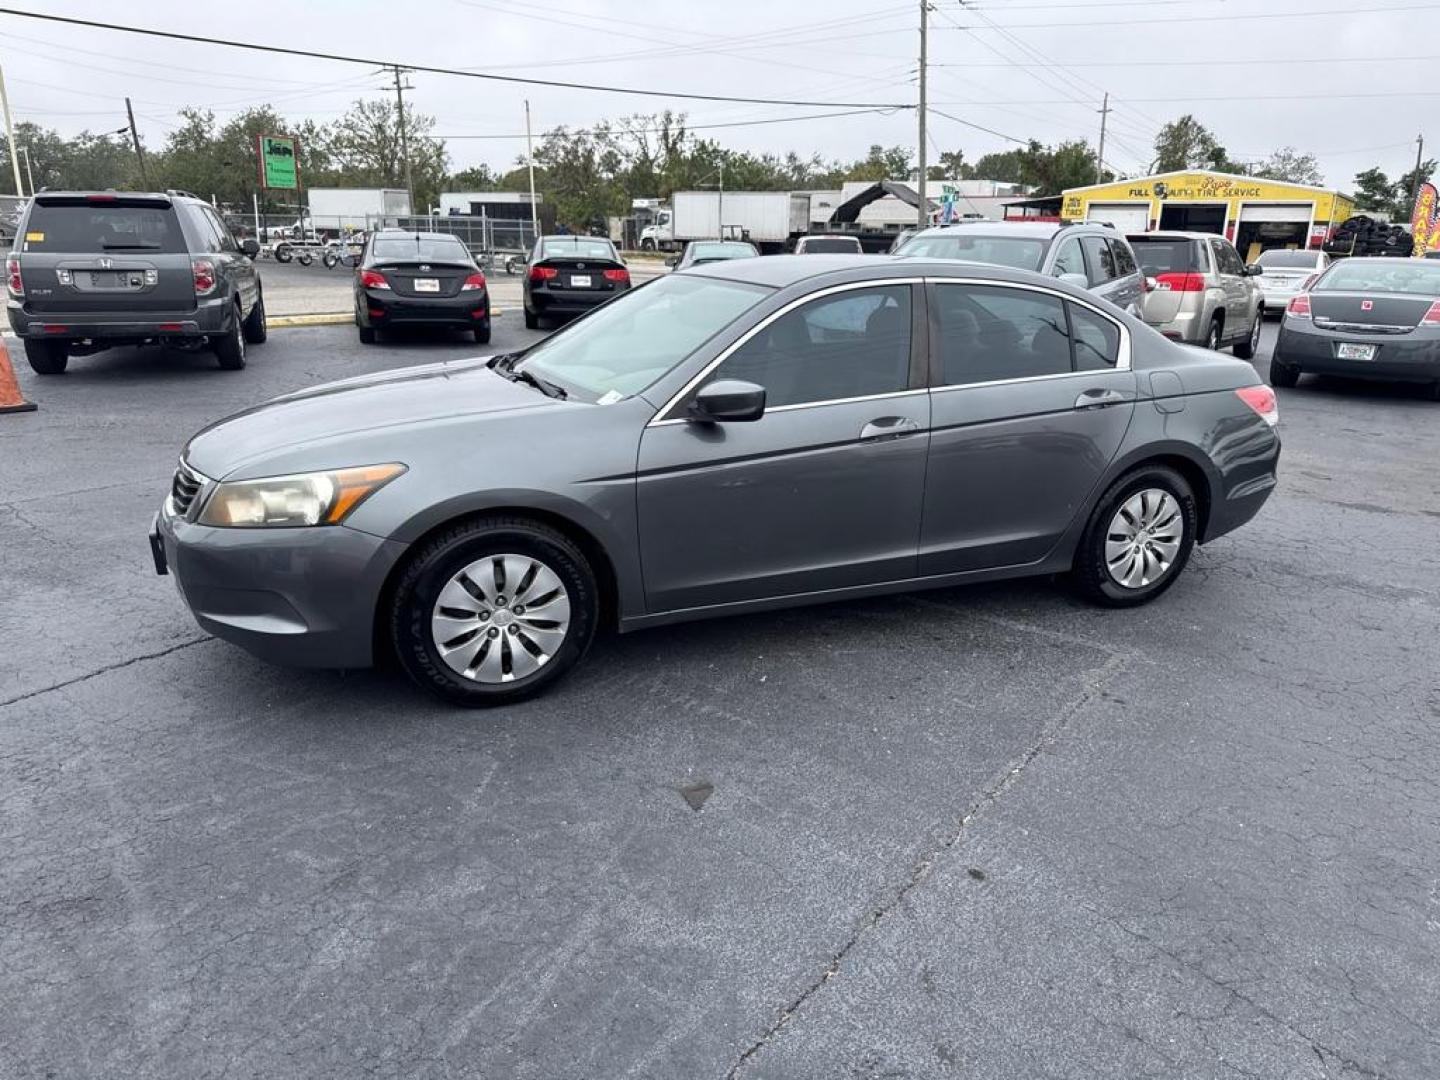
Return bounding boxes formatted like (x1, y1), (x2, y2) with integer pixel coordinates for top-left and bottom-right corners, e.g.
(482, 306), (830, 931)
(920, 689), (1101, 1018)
(414, 278), (440, 292)
(570, 274), (592, 288)
(89, 270), (126, 287)
(1337, 343), (1376, 361)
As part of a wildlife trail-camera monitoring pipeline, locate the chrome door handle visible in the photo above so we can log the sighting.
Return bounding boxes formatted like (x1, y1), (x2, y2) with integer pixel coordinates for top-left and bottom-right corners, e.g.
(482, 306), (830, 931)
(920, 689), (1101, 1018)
(1074, 388), (1129, 410)
(859, 416), (921, 441)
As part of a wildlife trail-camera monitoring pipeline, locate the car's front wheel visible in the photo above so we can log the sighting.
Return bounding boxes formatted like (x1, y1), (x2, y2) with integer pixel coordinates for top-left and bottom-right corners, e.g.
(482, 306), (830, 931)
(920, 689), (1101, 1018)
(1071, 465), (1197, 608)
(391, 516), (599, 706)
(24, 339), (68, 375)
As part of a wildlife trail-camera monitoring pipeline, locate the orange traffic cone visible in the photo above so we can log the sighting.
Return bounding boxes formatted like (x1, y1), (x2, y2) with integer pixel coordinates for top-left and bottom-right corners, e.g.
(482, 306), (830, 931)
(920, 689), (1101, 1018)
(0, 336), (37, 414)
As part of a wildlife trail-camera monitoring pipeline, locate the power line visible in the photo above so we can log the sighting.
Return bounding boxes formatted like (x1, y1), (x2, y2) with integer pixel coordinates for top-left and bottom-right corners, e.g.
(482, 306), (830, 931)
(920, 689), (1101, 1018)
(0, 9), (915, 110)
(435, 107), (902, 140)
(929, 107), (1028, 146)
(943, 2), (1440, 30)
(932, 54), (1440, 68)
(936, 89), (1440, 103)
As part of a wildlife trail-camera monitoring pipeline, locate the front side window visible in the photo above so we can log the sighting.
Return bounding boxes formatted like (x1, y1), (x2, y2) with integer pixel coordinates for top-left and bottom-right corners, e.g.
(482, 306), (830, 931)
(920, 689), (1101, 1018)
(933, 284), (1072, 386)
(1211, 240), (1245, 277)
(1051, 237), (1085, 278)
(1081, 236), (1117, 284)
(708, 285), (912, 408)
(1110, 240), (1138, 276)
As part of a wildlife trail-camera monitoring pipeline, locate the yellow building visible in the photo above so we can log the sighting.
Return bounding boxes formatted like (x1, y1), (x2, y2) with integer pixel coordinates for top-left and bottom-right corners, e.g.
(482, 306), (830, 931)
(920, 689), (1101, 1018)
(1060, 170), (1356, 263)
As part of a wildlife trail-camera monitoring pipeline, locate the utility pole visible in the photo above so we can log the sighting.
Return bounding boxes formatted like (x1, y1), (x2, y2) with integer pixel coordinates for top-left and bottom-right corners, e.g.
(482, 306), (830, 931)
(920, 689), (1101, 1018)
(18, 146), (34, 196)
(1409, 133), (1426, 218)
(524, 99), (539, 241)
(392, 66), (415, 216)
(125, 97), (150, 189)
(1095, 93), (1111, 185)
(0, 63), (23, 198)
(917, 0), (928, 228)
(718, 157), (725, 239)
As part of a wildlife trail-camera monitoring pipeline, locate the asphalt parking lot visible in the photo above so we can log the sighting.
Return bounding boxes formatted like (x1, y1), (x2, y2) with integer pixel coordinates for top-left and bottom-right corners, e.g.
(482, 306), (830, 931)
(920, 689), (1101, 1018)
(2, 318), (1438, 1079)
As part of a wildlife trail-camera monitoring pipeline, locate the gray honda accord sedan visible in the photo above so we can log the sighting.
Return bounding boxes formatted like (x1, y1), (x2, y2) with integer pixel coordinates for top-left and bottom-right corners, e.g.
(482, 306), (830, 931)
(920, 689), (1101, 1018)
(151, 256), (1281, 706)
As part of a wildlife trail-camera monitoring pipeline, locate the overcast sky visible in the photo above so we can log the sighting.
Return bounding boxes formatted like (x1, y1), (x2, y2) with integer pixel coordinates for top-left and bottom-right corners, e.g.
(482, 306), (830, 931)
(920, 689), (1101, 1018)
(1, 0), (1431, 191)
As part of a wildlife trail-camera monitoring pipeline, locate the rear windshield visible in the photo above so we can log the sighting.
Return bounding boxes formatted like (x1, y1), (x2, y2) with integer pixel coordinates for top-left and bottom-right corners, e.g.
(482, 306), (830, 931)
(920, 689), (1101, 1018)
(541, 238), (616, 260)
(23, 201), (186, 253)
(1129, 238), (1203, 275)
(1314, 261), (1440, 296)
(895, 233), (1044, 271)
(801, 238), (861, 253)
(372, 237), (472, 262)
(691, 243), (757, 261)
(1256, 249), (1320, 269)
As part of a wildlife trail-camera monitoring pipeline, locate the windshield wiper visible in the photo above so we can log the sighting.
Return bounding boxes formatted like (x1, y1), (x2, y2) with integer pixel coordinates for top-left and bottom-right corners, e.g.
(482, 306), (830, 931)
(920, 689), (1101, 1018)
(487, 350), (523, 372)
(506, 368), (567, 399)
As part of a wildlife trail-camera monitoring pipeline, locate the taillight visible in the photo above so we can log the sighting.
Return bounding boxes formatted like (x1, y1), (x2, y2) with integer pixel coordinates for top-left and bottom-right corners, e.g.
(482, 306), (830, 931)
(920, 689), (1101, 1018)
(5, 254), (22, 298)
(1286, 294), (1311, 319)
(358, 269), (390, 290)
(1236, 385), (1279, 427)
(1154, 272), (1205, 292)
(1421, 300), (1440, 326)
(460, 272), (486, 291)
(529, 265), (558, 282)
(603, 268), (630, 284)
(191, 258), (216, 296)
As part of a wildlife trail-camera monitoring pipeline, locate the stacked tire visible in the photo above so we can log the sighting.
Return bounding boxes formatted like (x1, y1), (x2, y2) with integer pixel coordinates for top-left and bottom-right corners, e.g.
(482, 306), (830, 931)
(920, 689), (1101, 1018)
(1324, 215), (1412, 257)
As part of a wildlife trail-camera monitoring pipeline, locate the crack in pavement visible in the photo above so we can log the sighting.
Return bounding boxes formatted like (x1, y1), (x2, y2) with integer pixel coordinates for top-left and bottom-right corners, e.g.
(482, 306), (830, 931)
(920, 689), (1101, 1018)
(0, 636), (211, 710)
(722, 648), (1134, 1079)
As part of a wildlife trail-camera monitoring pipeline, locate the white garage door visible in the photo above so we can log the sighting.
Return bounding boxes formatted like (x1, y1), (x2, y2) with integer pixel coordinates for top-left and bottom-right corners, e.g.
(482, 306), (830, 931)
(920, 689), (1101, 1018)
(1239, 203), (1312, 224)
(1086, 202), (1150, 233)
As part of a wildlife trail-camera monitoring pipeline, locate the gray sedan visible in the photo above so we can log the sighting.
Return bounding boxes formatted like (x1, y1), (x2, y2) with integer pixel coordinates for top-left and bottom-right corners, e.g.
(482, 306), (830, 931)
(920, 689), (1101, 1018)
(152, 255), (1281, 706)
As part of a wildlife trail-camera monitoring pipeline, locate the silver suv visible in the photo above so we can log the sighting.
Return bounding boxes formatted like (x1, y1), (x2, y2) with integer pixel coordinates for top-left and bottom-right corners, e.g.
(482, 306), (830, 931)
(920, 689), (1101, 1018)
(1128, 231), (1264, 358)
(895, 221), (1146, 315)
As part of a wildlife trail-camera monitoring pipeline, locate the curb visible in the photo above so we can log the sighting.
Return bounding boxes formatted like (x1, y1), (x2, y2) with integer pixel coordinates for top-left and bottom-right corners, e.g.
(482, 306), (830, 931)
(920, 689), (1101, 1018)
(270, 308), (509, 329)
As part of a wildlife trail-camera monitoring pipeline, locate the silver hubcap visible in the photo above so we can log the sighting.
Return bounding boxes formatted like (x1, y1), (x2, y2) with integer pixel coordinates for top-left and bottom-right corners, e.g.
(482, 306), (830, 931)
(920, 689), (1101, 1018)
(430, 554), (571, 683)
(1250, 317), (1260, 349)
(1105, 488), (1183, 589)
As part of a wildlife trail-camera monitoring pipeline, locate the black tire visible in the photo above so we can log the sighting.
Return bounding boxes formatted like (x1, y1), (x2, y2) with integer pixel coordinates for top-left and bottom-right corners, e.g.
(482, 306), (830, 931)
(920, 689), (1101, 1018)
(523, 306), (539, 330)
(1071, 465), (1198, 608)
(1233, 309), (1261, 359)
(473, 322), (491, 345)
(1269, 356), (1300, 388)
(322, 251), (340, 269)
(358, 324), (377, 344)
(390, 516), (600, 707)
(241, 288), (267, 344)
(296, 250), (313, 267)
(213, 306), (246, 370)
(1204, 317), (1223, 351)
(274, 243), (293, 263)
(640, 238), (655, 251)
(24, 339), (68, 375)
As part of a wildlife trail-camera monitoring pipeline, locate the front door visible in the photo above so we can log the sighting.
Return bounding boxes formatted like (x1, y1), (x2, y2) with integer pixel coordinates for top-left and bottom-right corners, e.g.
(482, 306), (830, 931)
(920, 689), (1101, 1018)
(920, 281), (1135, 575)
(1210, 237), (1251, 340)
(637, 282), (929, 613)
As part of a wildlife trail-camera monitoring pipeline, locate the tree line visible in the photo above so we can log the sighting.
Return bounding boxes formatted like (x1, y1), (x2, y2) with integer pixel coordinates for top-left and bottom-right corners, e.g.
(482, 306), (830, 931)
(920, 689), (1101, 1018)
(2, 99), (1431, 229)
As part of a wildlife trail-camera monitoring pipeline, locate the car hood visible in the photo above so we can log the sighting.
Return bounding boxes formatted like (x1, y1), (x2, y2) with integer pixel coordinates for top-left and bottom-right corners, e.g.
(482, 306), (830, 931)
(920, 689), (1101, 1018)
(185, 354), (560, 479)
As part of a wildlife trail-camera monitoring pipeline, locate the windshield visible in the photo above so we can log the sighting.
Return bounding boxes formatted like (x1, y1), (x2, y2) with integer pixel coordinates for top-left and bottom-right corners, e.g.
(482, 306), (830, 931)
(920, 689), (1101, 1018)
(690, 243), (757, 261)
(1314, 261), (1440, 296)
(895, 233), (1044, 271)
(372, 237), (472, 262)
(1129, 238), (1203, 275)
(1256, 249), (1320, 269)
(519, 274), (769, 402)
(801, 238), (861, 253)
(23, 202), (185, 253)
(541, 238), (617, 260)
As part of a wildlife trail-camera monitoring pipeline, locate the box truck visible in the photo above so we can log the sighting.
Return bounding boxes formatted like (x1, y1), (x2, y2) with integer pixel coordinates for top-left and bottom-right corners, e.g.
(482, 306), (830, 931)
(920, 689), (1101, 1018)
(638, 191), (811, 253)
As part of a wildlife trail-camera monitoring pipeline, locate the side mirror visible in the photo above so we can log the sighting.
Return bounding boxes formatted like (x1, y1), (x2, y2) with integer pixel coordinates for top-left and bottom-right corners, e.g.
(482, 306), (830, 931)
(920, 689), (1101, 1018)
(241, 238), (261, 259)
(1057, 272), (1089, 289)
(665, 255), (679, 268)
(1246, 264), (1264, 276)
(689, 379), (766, 423)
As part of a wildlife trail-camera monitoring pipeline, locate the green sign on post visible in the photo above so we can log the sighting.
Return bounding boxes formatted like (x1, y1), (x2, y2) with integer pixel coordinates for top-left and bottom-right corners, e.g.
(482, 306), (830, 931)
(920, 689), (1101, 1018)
(257, 134), (299, 190)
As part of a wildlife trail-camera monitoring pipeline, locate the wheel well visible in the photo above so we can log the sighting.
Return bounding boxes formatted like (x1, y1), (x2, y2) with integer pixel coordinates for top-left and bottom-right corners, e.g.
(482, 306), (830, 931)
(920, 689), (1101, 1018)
(371, 507), (621, 666)
(1142, 454), (1212, 541)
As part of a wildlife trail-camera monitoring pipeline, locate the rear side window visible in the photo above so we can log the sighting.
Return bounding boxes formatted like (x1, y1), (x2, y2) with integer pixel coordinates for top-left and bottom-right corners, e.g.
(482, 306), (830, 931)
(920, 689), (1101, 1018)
(933, 284), (1071, 385)
(712, 285), (912, 408)
(1051, 237), (1085, 278)
(1130, 238), (1203, 275)
(1110, 240), (1137, 276)
(1070, 304), (1121, 370)
(22, 202), (186, 253)
(1081, 236), (1117, 284)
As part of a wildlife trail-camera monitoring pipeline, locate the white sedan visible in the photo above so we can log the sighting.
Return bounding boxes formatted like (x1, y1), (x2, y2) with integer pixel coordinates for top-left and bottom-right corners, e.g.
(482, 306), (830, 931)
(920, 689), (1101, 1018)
(1252, 248), (1330, 312)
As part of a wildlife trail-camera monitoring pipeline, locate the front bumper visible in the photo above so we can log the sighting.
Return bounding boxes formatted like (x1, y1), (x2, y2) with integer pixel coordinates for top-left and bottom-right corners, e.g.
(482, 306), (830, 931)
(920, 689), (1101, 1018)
(1274, 319), (1440, 383)
(360, 288), (489, 327)
(7, 295), (230, 339)
(151, 505), (407, 669)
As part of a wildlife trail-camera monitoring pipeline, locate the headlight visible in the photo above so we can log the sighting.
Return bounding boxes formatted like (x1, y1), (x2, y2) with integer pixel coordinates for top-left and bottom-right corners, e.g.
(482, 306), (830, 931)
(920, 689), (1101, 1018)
(197, 464), (406, 528)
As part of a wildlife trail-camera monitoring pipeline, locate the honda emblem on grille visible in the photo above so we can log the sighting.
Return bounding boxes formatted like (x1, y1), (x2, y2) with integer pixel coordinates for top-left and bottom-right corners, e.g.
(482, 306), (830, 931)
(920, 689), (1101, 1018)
(99, 257), (113, 269)
(1361, 300), (1373, 311)
(419, 264), (430, 271)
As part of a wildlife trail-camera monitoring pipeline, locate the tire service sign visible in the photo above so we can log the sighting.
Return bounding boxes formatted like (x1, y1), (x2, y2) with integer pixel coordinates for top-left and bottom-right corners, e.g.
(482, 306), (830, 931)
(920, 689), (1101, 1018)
(257, 134), (299, 190)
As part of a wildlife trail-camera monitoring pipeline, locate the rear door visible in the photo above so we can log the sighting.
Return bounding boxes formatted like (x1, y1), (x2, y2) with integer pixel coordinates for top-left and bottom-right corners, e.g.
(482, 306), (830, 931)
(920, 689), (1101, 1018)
(1106, 237), (1144, 314)
(920, 280), (1134, 574)
(1210, 238), (1251, 339)
(17, 195), (196, 313)
(1080, 233), (1127, 310)
(185, 203), (256, 316)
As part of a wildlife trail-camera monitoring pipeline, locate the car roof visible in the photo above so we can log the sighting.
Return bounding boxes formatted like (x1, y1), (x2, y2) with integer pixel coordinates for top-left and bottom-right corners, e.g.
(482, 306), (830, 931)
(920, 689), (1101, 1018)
(687, 252), (1083, 292)
(905, 221), (1084, 241)
(690, 240), (754, 246)
(372, 230), (466, 241)
(1130, 230), (1224, 242)
(802, 234), (862, 241)
(541, 234), (613, 242)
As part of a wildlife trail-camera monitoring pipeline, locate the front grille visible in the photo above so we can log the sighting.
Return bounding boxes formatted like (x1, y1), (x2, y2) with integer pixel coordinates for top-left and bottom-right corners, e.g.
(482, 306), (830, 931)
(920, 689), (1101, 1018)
(169, 460), (207, 518)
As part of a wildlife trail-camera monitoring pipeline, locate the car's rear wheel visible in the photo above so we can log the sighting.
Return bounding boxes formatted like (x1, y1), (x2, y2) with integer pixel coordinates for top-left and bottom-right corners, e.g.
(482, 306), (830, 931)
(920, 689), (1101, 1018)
(1233, 310), (1261, 359)
(523, 306), (539, 330)
(274, 243), (293, 263)
(473, 322), (491, 345)
(1269, 356), (1300, 388)
(213, 307), (246, 370)
(1072, 465), (1197, 608)
(24, 339), (68, 375)
(358, 324), (377, 344)
(1204, 318), (1223, 351)
(391, 517), (599, 707)
(242, 289), (267, 344)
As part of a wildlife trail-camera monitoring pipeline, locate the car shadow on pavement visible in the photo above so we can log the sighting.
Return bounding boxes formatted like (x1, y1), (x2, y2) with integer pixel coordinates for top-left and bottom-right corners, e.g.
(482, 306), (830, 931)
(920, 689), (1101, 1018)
(1286, 375), (1438, 404)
